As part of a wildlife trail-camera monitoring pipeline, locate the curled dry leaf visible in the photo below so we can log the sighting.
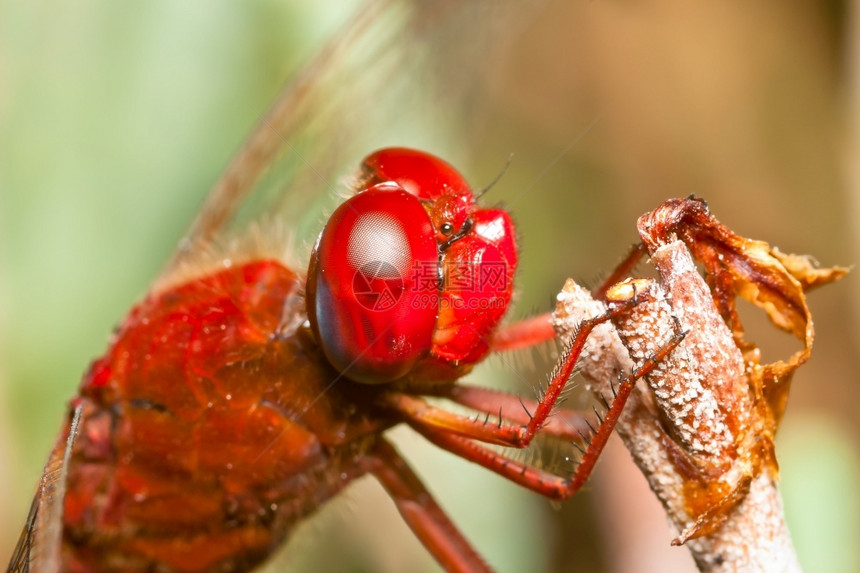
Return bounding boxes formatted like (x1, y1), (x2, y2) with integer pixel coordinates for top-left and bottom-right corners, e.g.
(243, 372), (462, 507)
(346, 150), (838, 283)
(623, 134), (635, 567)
(553, 197), (847, 571)
(637, 197), (847, 426)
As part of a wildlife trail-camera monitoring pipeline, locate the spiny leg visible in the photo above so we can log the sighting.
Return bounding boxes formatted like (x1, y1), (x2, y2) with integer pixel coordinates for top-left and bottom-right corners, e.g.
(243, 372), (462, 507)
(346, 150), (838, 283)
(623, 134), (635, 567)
(593, 242), (646, 299)
(488, 242), (647, 354)
(377, 388), (590, 447)
(407, 329), (686, 501)
(388, 296), (684, 451)
(509, 292), (665, 448)
(366, 439), (491, 573)
(431, 384), (590, 440)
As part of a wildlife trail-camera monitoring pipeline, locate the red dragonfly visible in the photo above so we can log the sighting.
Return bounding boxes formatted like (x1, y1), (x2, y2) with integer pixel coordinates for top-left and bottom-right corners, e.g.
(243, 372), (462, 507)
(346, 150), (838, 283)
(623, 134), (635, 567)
(5, 2), (682, 571)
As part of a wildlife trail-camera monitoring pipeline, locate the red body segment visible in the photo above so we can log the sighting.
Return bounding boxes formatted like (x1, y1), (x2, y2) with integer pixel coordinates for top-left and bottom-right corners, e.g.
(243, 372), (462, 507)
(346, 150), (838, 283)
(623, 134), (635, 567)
(65, 261), (390, 571)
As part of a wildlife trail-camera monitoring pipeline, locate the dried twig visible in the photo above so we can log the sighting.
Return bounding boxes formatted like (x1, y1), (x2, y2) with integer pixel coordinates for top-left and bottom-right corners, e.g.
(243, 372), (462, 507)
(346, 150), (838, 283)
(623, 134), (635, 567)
(552, 198), (846, 571)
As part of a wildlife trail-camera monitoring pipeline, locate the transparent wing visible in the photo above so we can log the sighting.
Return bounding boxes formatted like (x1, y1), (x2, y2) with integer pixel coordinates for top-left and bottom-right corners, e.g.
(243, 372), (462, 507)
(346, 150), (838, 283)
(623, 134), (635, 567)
(7, 406), (82, 573)
(164, 0), (535, 276)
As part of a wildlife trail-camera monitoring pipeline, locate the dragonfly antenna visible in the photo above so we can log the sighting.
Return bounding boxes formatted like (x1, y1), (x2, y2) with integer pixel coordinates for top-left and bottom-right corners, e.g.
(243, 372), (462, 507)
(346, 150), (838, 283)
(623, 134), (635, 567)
(475, 153), (514, 200)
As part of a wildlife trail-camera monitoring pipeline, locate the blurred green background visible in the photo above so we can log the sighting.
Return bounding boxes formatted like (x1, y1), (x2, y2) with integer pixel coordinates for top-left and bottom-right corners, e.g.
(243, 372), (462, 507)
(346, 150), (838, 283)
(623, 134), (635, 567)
(1, 1), (857, 572)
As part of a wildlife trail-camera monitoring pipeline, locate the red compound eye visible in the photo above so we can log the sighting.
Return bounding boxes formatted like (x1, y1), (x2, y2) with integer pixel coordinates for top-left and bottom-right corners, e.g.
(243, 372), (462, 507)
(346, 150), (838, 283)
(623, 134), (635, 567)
(363, 147), (475, 242)
(361, 147), (471, 201)
(306, 183), (439, 383)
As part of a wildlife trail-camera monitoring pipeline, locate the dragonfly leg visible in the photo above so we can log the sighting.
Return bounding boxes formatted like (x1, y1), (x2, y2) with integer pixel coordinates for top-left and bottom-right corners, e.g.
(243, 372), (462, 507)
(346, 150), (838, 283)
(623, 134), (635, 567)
(488, 312), (555, 352)
(410, 329), (685, 501)
(378, 389), (589, 445)
(592, 242), (647, 299)
(431, 384), (590, 440)
(366, 438), (491, 573)
(488, 243), (647, 353)
(389, 296), (685, 451)
(411, 423), (570, 499)
(509, 291), (683, 448)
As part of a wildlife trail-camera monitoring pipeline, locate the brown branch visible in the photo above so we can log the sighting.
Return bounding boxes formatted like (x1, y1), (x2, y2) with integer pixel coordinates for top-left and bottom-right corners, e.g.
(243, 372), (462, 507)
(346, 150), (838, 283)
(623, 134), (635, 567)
(550, 198), (846, 571)
(553, 246), (798, 570)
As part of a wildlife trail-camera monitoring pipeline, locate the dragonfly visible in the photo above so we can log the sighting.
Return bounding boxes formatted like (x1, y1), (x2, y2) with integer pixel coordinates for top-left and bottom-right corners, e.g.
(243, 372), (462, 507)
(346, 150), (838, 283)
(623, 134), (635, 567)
(4, 1), (685, 571)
